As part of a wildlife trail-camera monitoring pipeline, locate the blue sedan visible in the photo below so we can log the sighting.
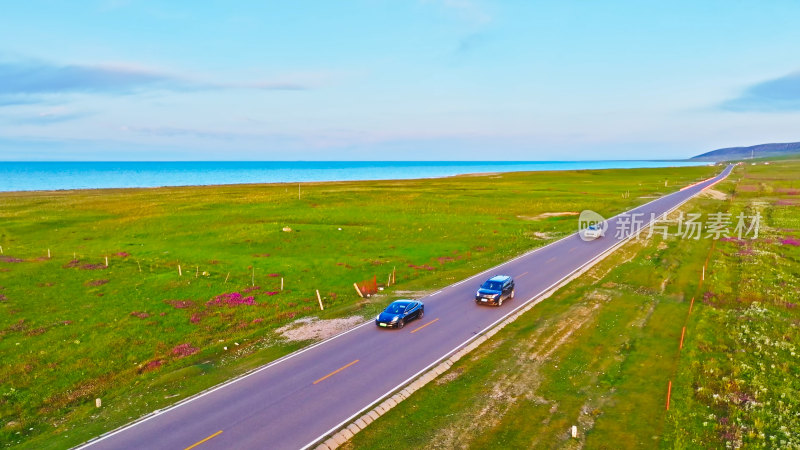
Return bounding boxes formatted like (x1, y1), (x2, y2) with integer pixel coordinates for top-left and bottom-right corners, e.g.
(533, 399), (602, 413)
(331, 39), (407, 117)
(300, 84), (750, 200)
(375, 299), (424, 329)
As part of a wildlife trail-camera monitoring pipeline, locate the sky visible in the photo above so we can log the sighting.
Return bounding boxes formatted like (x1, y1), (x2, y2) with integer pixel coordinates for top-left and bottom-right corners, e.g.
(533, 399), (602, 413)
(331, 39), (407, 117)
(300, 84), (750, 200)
(1, 0), (800, 161)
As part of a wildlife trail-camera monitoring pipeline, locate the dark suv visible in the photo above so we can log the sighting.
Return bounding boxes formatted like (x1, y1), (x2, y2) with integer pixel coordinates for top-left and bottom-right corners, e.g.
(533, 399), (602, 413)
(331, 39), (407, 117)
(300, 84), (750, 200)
(475, 275), (515, 306)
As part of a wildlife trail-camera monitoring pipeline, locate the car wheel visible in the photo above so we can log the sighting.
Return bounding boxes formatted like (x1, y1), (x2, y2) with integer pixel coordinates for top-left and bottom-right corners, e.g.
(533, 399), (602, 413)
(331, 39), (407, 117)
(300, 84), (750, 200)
(498, 297), (503, 306)
(510, 289), (515, 299)
(397, 319), (405, 329)
(418, 308), (424, 320)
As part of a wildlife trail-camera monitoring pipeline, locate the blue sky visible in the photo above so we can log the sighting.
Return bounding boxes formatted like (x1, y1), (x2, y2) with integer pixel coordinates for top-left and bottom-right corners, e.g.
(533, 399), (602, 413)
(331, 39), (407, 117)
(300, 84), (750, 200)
(2, 0), (800, 161)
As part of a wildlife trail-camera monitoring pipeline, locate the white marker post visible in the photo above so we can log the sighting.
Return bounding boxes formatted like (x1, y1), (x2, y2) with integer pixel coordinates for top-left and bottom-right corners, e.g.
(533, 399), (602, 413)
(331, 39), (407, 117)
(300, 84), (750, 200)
(316, 289), (324, 311)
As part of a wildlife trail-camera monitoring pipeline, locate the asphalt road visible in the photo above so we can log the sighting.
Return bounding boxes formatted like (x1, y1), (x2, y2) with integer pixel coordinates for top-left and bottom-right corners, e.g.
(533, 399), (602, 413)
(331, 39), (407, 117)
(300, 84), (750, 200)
(82, 164), (732, 450)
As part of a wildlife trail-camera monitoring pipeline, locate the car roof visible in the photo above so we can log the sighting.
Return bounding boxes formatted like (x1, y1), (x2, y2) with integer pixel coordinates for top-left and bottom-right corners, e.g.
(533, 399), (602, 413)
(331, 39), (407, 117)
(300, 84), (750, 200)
(390, 299), (413, 305)
(488, 275), (511, 282)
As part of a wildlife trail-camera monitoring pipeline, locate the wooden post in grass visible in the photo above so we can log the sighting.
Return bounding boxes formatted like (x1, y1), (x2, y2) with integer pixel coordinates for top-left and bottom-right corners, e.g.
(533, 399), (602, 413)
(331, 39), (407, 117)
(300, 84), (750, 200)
(178, 264), (182, 276)
(95, 398), (102, 408)
(281, 277), (284, 291)
(392, 267), (396, 284)
(388, 273), (392, 287)
(666, 380), (672, 410)
(316, 289), (324, 311)
(48, 248), (51, 258)
(702, 266), (705, 281)
(105, 256), (108, 267)
(0, 245), (3, 254)
(137, 260), (142, 272)
(354, 283), (364, 298)
(196, 266), (199, 278)
(224, 272), (230, 284)
(73, 252), (76, 260)
(679, 326), (686, 349)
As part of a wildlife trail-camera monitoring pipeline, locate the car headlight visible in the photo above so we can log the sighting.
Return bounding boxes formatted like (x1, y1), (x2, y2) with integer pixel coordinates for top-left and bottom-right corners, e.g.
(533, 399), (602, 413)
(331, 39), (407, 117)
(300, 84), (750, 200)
(476, 290), (481, 296)
(493, 294), (500, 298)
(391, 316), (399, 322)
(376, 315), (381, 320)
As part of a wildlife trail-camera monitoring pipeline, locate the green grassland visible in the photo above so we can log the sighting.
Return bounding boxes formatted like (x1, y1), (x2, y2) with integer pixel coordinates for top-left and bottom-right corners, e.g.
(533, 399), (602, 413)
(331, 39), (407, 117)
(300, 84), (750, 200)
(345, 159), (800, 449)
(0, 165), (717, 448)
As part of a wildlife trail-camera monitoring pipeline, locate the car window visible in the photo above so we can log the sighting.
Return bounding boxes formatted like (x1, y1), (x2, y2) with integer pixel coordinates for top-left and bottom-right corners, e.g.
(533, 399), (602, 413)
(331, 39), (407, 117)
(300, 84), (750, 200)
(481, 281), (503, 290)
(386, 303), (406, 314)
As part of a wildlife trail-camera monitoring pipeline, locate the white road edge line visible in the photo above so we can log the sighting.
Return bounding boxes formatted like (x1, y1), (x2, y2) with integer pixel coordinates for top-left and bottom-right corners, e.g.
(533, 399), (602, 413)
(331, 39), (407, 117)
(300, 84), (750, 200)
(77, 166), (730, 449)
(299, 165), (732, 449)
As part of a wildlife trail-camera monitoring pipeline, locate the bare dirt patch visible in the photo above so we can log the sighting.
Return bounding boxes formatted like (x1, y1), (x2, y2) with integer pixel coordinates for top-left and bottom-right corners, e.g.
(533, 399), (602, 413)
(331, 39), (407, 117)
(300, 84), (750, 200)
(518, 212), (579, 221)
(276, 316), (365, 342)
(525, 231), (559, 240)
(698, 188), (728, 201)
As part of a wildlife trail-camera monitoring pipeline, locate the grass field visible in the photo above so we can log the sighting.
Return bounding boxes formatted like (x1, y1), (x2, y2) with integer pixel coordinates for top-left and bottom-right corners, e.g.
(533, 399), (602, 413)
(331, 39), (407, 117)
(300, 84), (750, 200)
(0, 165), (717, 448)
(344, 159), (800, 449)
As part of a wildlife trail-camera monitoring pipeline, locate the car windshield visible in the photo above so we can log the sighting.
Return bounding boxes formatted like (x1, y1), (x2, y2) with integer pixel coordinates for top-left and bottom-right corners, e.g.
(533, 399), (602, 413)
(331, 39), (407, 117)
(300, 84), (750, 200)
(384, 302), (408, 314)
(481, 281), (503, 291)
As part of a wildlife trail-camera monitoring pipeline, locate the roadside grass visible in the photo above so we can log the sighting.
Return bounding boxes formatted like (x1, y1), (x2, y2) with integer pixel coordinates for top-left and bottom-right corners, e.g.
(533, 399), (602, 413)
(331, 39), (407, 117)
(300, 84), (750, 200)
(0, 165), (717, 448)
(345, 159), (800, 449)
(666, 159), (800, 448)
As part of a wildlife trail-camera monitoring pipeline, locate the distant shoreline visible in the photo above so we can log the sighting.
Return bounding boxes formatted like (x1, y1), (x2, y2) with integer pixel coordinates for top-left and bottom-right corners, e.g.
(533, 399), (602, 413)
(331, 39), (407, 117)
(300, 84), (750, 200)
(0, 160), (707, 193)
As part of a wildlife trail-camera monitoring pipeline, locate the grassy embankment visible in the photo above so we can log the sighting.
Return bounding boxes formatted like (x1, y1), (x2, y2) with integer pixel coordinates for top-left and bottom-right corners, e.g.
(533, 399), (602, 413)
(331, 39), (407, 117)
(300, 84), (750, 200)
(346, 159), (800, 449)
(0, 165), (717, 448)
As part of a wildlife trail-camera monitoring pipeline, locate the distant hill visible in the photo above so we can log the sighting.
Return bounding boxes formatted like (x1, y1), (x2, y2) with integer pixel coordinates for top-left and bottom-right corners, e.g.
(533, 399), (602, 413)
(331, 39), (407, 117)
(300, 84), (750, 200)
(691, 142), (800, 161)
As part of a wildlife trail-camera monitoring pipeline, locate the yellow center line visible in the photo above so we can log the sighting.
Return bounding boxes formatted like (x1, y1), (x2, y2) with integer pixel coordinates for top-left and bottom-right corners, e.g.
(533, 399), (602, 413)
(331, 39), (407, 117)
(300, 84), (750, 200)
(410, 318), (439, 334)
(546, 257), (557, 263)
(184, 430), (223, 450)
(516, 271), (529, 279)
(313, 359), (359, 385)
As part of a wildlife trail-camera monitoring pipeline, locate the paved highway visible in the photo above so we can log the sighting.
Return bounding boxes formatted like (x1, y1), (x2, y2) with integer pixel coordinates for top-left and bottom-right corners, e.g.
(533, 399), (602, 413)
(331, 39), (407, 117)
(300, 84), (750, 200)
(82, 164), (732, 450)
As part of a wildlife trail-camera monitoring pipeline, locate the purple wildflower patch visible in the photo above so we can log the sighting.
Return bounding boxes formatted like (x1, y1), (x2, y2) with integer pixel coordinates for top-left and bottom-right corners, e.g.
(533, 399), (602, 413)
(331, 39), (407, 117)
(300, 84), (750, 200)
(81, 263), (107, 270)
(63, 259), (81, 268)
(263, 291), (278, 296)
(206, 292), (255, 307)
(171, 343), (199, 358)
(130, 311), (150, 319)
(140, 359), (164, 372)
(85, 279), (109, 287)
(190, 313), (202, 323)
(242, 286), (261, 293)
(0, 256), (24, 263)
(116, 252), (130, 257)
(268, 273), (280, 277)
(0, 293), (7, 302)
(781, 237), (800, 246)
(776, 199), (795, 206)
(165, 299), (195, 309)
